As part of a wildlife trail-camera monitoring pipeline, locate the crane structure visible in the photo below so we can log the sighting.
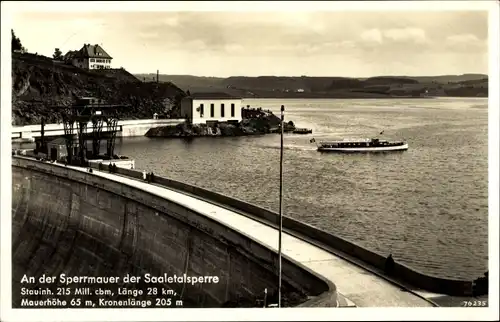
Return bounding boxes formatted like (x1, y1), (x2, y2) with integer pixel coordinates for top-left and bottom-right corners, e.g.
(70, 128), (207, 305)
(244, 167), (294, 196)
(35, 117), (48, 155)
(91, 115), (104, 158)
(105, 118), (119, 157)
(57, 97), (129, 166)
(62, 111), (76, 163)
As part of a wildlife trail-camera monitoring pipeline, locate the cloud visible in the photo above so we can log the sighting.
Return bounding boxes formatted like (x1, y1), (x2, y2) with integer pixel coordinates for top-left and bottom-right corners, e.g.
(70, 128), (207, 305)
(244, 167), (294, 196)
(130, 12), (483, 57)
(296, 41), (357, 55)
(446, 33), (480, 45)
(444, 33), (486, 52)
(338, 40), (356, 49)
(360, 27), (428, 45)
(361, 29), (383, 43)
(383, 27), (427, 44)
(224, 43), (245, 53)
(163, 16), (180, 27)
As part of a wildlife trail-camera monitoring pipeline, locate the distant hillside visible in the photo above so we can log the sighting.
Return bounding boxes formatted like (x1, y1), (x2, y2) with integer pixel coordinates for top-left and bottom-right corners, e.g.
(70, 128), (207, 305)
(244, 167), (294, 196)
(12, 53), (186, 126)
(135, 73), (488, 98)
(400, 74), (488, 84)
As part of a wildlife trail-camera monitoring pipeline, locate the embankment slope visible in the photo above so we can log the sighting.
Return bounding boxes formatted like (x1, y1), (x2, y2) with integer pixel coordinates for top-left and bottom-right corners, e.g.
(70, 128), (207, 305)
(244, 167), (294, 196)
(11, 53), (186, 126)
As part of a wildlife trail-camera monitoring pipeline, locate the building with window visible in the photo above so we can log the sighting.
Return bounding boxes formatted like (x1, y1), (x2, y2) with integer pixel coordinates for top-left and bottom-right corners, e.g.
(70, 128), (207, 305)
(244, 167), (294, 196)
(64, 44), (113, 70)
(47, 137), (79, 162)
(180, 92), (243, 124)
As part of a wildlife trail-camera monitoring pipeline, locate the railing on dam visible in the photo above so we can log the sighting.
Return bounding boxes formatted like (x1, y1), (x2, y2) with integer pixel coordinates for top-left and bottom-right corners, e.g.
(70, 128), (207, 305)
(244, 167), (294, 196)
(88, 163), (476, 297)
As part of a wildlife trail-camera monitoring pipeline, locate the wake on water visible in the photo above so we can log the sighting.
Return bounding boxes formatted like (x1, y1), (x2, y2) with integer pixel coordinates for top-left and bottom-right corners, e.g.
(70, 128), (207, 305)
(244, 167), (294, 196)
(261, 144), (317, 152)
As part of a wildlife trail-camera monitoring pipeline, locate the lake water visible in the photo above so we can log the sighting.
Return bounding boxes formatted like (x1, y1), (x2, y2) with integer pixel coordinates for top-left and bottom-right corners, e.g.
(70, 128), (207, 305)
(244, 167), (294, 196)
(16, 98), (489, 280)
(117, 98), (489, 280)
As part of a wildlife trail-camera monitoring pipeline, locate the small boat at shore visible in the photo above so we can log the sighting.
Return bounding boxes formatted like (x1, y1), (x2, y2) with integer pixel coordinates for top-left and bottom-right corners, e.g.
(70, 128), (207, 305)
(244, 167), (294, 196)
(311, 137), (408, 153)
(293, 128), (313, 134)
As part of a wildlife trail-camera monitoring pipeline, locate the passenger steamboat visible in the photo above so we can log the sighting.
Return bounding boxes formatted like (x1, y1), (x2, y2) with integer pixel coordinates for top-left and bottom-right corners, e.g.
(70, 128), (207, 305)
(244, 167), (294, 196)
(293, 128), (313, 134)
(311, 137), (408, 153)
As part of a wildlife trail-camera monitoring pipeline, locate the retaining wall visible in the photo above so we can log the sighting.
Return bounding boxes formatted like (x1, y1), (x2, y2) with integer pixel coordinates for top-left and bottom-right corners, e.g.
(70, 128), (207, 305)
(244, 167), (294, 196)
(12, 157), (332, 308)
(95, 164), (474, 297)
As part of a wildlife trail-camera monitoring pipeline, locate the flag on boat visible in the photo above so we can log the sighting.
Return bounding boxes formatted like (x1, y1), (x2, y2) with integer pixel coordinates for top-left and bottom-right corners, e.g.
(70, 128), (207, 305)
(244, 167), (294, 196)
(310, 138), (316, 143)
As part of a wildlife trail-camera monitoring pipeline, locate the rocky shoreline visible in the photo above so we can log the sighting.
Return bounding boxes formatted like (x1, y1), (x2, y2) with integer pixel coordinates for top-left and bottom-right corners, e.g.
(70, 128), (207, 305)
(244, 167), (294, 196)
(145, 108), (297, 138)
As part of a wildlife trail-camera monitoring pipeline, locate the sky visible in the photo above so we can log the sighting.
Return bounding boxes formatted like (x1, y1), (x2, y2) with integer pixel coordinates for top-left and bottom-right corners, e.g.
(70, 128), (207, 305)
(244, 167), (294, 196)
(10, 4), (490, 77)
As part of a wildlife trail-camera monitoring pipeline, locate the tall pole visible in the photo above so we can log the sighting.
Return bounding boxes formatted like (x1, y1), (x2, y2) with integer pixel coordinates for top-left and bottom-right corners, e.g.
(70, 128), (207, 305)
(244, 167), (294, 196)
(40, 117), (45, 153)
(278, 105), (284, 308)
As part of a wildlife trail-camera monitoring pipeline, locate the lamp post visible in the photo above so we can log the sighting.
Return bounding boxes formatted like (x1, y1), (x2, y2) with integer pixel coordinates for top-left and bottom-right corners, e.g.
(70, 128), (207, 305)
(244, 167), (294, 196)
(278, 105), (284, 308)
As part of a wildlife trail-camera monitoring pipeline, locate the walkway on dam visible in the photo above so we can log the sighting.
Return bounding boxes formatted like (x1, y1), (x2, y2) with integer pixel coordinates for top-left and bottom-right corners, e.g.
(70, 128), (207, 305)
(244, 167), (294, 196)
(43, 163), (438, 308)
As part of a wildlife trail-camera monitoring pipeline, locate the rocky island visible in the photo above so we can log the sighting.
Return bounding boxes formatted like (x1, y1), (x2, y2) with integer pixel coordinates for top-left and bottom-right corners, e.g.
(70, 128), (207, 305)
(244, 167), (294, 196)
(145, 107), (297, 138)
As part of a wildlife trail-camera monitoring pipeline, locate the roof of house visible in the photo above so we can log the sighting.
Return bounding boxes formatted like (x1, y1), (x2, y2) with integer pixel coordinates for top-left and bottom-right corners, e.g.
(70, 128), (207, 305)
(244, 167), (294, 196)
(69, 44), (113, 59)
(188, 92), (240, 99)
(63, 50), (78, 61)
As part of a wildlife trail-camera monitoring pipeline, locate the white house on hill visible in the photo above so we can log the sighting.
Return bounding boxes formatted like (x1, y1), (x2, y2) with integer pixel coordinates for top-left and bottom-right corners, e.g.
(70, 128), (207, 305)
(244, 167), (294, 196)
(64, 44), (113, 70)
(180, 92), (243, 124)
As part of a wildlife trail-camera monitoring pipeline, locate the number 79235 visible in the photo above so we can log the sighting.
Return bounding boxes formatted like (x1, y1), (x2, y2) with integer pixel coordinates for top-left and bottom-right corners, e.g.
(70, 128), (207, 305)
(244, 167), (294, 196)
(462, 300), (488, 307)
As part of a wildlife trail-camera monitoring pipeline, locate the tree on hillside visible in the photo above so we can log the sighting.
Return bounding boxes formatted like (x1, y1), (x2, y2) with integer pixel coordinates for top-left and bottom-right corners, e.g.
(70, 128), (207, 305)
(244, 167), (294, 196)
(53, 48), (63, 60)
(11, 29), (27, 53)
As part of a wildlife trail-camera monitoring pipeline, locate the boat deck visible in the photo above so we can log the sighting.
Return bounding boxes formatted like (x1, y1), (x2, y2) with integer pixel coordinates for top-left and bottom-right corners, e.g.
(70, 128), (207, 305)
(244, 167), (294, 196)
(46, 162), (437, 308)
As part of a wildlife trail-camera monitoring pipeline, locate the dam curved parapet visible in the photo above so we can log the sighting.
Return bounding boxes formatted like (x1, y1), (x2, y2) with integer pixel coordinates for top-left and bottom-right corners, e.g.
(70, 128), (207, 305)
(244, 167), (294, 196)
(13, 155), (474, 307)
(12, 156), (332, 308)
(126, 168), (475, 298)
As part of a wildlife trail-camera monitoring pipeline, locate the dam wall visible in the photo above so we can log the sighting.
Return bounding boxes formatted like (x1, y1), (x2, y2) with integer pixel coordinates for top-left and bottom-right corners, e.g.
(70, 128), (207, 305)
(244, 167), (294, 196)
(11, 119), (184, 141)
(96, 164), (474, 297)
(117, 119), (184, 137)
(12, 157), (331, 308)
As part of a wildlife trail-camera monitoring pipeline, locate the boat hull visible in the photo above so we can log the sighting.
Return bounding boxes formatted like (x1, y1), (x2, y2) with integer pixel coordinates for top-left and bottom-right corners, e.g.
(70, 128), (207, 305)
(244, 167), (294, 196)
(293, 128), (313, 134)
(318, 143), (408, 153)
